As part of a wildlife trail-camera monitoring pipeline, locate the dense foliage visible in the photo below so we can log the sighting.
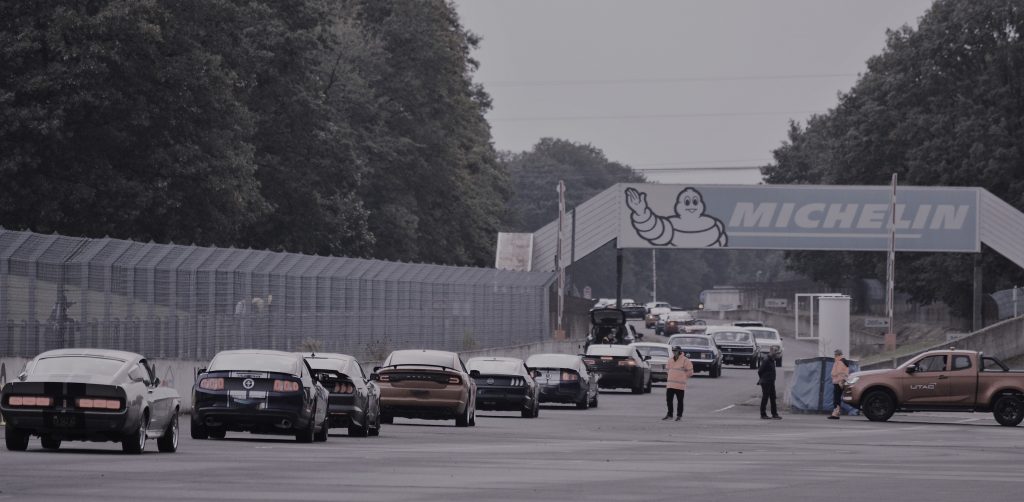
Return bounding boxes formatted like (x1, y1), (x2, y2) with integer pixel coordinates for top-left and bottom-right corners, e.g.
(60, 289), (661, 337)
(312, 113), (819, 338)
(0, 0), (503, 265)
(763, 0), (1024, 316)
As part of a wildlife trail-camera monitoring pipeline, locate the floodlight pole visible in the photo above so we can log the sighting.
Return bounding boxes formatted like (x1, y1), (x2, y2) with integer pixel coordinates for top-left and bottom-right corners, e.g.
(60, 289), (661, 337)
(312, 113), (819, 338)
(556, 180), (566, 335)
(651, 249), (657, 302)
(886, 173), (897, 347)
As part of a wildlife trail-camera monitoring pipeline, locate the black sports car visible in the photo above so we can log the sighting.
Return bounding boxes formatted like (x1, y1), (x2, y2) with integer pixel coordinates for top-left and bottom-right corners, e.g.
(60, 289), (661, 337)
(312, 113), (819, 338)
(667, 334), (723, 378)
(619, 303), (647, 320)
(708, 328), (762, 369)
(526, 354), (599, 409)
(302, 352), (381, 437)
(583, 345), (652, 394)
(1, 349), (181, 454)
(192, 350), (329, 443)
(467, 357), (540, 418)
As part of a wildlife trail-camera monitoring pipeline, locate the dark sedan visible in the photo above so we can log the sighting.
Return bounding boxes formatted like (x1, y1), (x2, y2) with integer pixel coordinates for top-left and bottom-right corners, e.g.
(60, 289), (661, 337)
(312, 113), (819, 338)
(620, 303), (647, 320)
(467, 357), (540, 418)
(1, 349), (180, 454)
(526, 354), (598, 409)
(302, 352), (381, 437)
(708, 328), (762, 369)
(583, 345), (652, 394)
(192, 350), (329, 443)
(667, 334), (722, 378)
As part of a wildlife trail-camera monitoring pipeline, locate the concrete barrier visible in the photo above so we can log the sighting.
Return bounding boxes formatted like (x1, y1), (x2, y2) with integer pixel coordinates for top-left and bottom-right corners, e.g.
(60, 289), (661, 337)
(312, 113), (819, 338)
(860, 316), (1024, 370)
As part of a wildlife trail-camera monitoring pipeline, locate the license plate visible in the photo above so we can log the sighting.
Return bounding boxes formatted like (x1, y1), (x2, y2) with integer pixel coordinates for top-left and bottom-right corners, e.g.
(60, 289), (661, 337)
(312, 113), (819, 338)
(48, 413), (81, 428)
(411, 389), (430, 398)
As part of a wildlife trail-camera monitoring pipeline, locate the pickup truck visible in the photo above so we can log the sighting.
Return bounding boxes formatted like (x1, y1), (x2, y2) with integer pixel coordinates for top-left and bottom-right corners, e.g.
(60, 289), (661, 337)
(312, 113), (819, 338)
(842, 349), (1024, 426)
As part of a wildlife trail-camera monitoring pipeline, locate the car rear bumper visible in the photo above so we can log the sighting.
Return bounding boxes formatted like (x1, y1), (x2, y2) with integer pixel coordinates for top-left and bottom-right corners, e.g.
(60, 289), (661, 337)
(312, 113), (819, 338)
(378, 386), (468, 419)
(538, 383), (586, 404)
(475, 386), (531, 411)
(325, 402), (366, 428)
(596, 371), (638, 389)
(1, 408), (131, 440)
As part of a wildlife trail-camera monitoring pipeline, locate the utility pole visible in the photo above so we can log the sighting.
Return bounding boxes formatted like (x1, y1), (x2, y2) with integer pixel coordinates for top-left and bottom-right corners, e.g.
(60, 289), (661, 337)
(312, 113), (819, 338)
(555, 180), (566, 339)
(651, 247), (659, 301)
(885, 173), (897, 351)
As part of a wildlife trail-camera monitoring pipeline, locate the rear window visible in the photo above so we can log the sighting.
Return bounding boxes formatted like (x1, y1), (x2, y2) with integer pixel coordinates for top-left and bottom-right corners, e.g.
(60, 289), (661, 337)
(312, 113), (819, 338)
(586, 346), (632, 357)
(306, 358), (354, 374)
(712, 331), (751, 343)
(467, 360), (522, 374)
(634, 346), (670, 358)
(386, 351), (457, 368)
(749, 329), (779, 341)
(209, 353), (301, 375)
(526, 354), (578, 369)
(670, 336), (710, 347)
(32, 356), (125, 377)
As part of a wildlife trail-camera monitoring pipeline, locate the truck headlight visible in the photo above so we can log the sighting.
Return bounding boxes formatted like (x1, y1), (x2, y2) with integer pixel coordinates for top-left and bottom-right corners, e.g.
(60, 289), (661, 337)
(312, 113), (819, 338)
(845, 376), (859, 386)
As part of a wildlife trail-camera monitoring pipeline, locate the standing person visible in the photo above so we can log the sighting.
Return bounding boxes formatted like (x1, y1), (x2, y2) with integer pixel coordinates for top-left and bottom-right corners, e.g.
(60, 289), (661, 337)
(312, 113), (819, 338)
(758, 346), (782, 420)
(664, 345), (694, 421)
(829, 349), (851, 420)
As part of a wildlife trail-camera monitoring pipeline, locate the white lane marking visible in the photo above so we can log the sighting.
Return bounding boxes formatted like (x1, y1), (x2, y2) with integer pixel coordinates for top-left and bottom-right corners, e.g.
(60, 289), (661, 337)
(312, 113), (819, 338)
(713, 404), (736, 413)
(956, 417), (984, 423)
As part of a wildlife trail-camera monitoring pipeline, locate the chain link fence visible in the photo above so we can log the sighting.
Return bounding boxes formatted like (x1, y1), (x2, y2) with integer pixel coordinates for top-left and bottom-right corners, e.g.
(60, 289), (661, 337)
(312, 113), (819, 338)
(0, 229), (554, 362)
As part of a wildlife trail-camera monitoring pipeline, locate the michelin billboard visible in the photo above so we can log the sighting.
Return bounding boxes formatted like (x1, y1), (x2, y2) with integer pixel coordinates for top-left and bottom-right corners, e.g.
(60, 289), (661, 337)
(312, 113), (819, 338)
(618, 184), (979, 252)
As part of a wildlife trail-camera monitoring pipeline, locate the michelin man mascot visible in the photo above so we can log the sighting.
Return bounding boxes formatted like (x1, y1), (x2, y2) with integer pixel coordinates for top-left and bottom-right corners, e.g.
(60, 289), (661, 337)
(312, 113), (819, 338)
(625, 187), (728, 247)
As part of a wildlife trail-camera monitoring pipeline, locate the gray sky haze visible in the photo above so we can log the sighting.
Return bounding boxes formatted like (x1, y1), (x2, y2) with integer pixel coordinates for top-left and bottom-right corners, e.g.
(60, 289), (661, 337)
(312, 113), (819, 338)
(456, 0), (936, 184)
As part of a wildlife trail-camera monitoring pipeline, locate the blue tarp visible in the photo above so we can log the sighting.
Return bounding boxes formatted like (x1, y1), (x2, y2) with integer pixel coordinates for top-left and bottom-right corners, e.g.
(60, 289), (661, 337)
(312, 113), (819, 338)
(788, 357), (860, 414)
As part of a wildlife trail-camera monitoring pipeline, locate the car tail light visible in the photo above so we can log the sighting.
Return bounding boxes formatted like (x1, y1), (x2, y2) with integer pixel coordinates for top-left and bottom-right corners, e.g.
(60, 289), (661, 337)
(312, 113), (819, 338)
(560, 371), (578, 382)
(447, 376), (461, 385)
(76, 398), (123, 410)
(378, 374), (391, 382)
(333, 382), (355, 394)
(199, 378), (224, 391)
(7, 395), (53, 407)
(669, 321), (677, 327)
(273, 380), (300, 392)
(618, 360), (636, 366)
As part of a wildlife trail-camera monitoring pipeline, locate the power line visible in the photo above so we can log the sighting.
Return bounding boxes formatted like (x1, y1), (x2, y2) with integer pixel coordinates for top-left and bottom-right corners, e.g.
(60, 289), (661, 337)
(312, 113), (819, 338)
(490, 110), (822, 122)
(632, 166), (766, 172)
(483, 73), (859, 88)
(633, 159), (772, 167)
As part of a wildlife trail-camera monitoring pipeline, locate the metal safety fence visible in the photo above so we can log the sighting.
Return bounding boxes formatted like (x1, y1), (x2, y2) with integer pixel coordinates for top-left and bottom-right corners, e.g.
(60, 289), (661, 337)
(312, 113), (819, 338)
(0, 229), (555, 362)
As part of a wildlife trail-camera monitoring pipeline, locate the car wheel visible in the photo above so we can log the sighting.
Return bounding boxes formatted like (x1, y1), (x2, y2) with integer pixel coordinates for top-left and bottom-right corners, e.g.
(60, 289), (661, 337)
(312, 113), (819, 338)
(122, 413), (148, 454)
(521, 404), (535, 418)
(576, 395), (590, 410)
(534, 401), (541, 417)
(315, 418), (329, 442)
(589, 393), (598, 408)
(776, 357), (783, 367)
(368, 413), (381, 437)
(157, 413), (178, 453)
(190, 417), (208, 440)
(455, 405), (471, 427)
(348, 419), (369, 437)
(993, 395), (1024, 427)
(644, 377), (653, 393)
(749, 356), (759, 369)
(5, 426), (29, 451)
(713, 364), (722, 378)
(468, 408), (476, 427)
(40, 435), (61, 450)
(862, 390), (896, 422)
(296, 418), (316, 443)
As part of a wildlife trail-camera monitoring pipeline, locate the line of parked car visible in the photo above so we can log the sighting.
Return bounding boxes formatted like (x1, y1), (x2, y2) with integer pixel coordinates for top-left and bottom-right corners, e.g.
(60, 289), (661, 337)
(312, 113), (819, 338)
(0, 341), (676, 453)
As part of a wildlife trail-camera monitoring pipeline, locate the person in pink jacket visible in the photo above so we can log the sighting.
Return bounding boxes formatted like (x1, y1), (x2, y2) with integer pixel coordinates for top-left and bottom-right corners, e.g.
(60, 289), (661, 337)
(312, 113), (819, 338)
(829, 349), (851, 420)
(664, 345), (694, 421)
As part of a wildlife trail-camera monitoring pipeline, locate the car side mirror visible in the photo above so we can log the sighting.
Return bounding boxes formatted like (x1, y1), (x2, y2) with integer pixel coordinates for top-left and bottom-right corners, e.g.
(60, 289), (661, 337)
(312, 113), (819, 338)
(470, 370), (481, 377)
(905, 365), (917, 374)
(196, 368), (206, 379)
(373, 366), (381, 373)
(152, 377), (161, 387)
(643, 355), (652, 361)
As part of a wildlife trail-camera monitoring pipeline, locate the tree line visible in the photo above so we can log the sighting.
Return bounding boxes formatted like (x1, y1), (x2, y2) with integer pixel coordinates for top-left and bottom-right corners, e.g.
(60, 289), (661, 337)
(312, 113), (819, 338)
(1, 0), (504, 266)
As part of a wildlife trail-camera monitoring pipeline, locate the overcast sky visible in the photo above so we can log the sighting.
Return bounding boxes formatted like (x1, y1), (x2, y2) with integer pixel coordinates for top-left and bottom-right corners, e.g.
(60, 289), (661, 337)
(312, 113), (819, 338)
(455, 0), (935, 184)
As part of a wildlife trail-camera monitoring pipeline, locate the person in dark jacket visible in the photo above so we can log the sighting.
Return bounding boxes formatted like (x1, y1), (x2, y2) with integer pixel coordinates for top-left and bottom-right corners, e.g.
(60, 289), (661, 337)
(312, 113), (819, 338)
(758, 346), (782, 420)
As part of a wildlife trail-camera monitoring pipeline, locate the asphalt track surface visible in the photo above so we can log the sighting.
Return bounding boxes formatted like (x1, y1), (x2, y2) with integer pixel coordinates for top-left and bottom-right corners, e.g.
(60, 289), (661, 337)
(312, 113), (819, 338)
(1, 328), (1021, 501)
